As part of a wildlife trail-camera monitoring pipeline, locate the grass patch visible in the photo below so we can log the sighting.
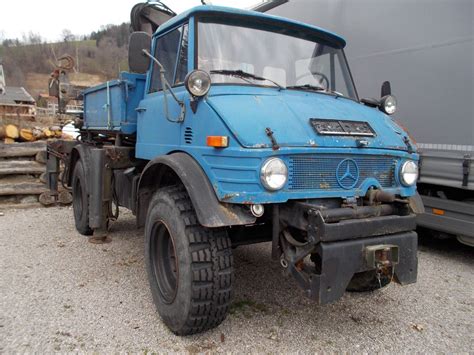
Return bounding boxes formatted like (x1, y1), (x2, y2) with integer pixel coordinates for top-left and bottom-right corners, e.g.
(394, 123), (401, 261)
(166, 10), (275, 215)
(230, 299), (269, 318)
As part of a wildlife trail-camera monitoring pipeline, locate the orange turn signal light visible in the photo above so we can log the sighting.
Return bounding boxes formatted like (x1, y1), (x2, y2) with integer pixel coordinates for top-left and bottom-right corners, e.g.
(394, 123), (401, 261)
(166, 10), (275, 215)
(432, 208), (445, 216)
(206, 136), (229, 148)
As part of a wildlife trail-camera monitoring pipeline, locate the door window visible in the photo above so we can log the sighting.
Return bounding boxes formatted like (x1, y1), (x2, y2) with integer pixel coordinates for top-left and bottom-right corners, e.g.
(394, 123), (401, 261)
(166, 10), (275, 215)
(149, 25), (187, 93)
(175, 24), (189, 84)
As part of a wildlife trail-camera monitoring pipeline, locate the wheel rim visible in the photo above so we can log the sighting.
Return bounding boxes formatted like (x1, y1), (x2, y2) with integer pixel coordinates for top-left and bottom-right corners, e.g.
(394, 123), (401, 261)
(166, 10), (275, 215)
(73, 176), (83, 220)
(150, 220), (179, 304)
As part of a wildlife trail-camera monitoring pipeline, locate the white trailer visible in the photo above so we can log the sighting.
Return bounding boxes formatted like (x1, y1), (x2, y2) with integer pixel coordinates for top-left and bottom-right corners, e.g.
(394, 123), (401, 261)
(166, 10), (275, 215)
(258, 0), (474, 245)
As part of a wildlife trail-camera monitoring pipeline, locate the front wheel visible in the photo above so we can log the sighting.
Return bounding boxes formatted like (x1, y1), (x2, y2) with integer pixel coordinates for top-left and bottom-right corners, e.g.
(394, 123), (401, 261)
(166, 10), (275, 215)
(145, 185), (233, 335)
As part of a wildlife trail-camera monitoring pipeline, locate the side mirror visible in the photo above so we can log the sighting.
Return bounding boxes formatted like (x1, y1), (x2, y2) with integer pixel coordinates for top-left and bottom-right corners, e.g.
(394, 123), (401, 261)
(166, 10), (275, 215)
(128, 32), (151, 74)
(381, 80), (392, 97)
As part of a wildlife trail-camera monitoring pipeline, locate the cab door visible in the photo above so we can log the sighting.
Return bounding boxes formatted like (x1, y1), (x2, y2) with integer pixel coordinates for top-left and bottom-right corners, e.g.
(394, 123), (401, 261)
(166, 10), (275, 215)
(136, 24), (189, 160)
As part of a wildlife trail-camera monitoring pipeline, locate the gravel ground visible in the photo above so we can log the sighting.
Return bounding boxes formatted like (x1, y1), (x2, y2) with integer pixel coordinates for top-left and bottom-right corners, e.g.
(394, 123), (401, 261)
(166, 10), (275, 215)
(0, 206), (473, 353)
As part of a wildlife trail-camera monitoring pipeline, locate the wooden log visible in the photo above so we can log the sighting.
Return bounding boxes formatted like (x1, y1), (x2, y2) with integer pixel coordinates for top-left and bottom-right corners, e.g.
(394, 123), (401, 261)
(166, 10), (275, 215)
(58, 190), (73, 205)
(50, 126), (62, 138)
(0, 124), (20, 139)
(19, 128), (35, 142)
(43, 128), (54, 139)
(35, 150), (47, 164)
(0, 141), (47, 158)
(38, 191), (55, 206)
(0, 126), (4, 139)
(3, 138), (15, 144)
(39, 172), (47, 184)
(0, 160), (45, 175)
(32, 128), (44, 140)
(0, 182), (48, 196)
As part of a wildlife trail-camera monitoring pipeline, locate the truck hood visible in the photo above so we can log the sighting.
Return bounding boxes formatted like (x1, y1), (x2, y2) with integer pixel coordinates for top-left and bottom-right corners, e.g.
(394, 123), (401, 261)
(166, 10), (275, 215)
(206, 87), (413, 151)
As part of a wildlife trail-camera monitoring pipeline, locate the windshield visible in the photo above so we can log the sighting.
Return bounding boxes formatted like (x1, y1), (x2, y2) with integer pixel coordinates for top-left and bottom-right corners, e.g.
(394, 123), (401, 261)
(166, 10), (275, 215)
(197, 19), (358, 100)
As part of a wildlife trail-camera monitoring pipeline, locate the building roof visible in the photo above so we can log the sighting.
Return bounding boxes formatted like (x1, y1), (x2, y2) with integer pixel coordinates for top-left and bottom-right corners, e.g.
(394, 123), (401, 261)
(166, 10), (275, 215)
(0, 86), (35, 105)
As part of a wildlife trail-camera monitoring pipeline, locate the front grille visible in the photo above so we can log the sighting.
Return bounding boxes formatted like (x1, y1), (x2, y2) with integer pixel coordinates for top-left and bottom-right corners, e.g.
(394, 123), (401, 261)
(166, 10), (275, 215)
(288, 155), (397, 190)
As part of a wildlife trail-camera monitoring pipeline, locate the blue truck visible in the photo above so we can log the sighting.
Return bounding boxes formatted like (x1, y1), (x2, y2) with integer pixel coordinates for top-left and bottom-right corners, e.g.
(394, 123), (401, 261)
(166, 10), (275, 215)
(47, 3), (423, 335)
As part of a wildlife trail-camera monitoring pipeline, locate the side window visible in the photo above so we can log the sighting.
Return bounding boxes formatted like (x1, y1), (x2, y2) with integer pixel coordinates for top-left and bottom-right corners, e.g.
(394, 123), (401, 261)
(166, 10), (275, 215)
(175, 24), (189, 84)
(149, 28), (182, 93)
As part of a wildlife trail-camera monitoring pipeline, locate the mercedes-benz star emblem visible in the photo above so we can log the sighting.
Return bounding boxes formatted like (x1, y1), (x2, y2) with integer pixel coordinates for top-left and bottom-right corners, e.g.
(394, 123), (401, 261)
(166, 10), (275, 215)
(336, 159), (359, 189)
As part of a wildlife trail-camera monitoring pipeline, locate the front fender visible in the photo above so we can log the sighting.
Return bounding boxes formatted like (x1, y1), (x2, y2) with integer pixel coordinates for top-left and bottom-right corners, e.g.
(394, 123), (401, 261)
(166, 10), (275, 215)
(138, 152), (256, 228)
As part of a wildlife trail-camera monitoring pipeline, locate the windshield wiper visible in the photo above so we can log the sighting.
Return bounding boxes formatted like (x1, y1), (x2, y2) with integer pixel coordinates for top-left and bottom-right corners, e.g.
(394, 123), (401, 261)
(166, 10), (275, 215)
(287, 84), (326, 92)
(287, 84), (345, 98)
(210, 69), (284, 90)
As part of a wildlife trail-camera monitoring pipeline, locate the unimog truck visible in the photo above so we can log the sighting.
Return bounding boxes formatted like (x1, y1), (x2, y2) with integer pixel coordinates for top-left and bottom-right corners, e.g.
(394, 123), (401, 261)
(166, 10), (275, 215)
(47, 3), (423, 335)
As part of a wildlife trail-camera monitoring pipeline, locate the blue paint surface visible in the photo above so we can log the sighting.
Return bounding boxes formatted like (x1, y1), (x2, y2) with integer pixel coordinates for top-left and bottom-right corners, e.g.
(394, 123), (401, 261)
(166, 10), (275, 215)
(83, 72), (146, 134)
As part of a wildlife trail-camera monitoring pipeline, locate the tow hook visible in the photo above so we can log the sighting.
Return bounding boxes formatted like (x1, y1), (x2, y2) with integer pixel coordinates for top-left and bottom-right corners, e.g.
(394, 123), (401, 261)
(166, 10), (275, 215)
(365, 244), (399, 287)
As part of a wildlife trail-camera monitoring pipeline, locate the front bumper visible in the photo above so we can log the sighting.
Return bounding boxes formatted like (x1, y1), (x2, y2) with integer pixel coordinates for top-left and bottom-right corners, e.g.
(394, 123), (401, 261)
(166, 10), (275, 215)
(278, 202), (418, 304)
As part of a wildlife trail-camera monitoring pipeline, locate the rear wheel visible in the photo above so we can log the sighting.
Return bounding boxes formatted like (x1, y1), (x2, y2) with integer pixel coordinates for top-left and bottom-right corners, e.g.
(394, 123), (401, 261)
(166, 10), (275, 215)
(145, 185), (233, 335)
(72, 160), (93, 236)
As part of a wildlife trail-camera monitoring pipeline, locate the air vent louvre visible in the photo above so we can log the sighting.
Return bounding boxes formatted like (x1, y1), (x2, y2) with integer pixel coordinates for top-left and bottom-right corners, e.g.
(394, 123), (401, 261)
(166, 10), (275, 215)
(184, 127), (193, 144)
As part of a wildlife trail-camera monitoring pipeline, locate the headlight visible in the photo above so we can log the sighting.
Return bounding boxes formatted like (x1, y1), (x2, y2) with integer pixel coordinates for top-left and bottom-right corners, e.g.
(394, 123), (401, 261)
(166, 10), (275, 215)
(380, 95), (397, 115)
(185, 70), (211, 97)
(260, 158), (288, 191)
(400, 160), (418, 186)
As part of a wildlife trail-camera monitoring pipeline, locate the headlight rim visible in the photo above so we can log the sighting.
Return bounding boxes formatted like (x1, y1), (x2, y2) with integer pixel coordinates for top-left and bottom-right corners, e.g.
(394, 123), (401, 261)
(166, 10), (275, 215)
(399, 160), (419, 186)
(184, 69), (211, 97)
(380, 94), (397, 115)
(260, 157), (288, 191)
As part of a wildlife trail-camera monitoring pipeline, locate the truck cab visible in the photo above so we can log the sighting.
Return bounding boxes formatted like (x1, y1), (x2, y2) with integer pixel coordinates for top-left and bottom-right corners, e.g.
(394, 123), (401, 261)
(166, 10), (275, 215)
(48, 5), (422, 335)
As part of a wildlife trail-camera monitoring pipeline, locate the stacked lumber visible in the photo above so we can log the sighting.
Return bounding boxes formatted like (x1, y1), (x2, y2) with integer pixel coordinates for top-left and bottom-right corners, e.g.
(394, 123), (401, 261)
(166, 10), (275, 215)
(0, 141), (72, 207)
(0, 123), (68, 144)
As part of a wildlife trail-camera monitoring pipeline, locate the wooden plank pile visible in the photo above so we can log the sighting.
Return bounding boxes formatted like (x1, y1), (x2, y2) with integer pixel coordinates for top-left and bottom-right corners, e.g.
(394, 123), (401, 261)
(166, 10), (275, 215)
(0, 141), (72, 208)
(0, 124), (64, 144)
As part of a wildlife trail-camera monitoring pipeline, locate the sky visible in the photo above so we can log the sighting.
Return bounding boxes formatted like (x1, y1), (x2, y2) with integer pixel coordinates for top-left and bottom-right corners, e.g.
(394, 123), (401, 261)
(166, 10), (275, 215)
(0, 0), (260, 42)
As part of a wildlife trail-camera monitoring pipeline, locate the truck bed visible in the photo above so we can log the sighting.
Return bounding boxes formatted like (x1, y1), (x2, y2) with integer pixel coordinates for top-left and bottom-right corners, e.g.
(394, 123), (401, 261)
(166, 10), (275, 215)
(83, 72), (146, 135)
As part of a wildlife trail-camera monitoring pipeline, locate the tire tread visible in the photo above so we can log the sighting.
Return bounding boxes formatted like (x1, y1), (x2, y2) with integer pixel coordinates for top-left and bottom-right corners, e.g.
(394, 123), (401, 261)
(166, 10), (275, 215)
(151, 185), (233, 335)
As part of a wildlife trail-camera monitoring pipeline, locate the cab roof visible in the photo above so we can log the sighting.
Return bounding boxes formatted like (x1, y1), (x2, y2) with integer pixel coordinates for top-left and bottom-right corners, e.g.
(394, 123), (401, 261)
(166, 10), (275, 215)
(155, 5), (346, 49)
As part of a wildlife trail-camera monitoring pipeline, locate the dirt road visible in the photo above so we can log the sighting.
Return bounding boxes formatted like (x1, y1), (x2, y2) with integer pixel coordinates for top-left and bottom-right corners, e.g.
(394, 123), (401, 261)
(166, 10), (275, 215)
(1, 207), (473, 352)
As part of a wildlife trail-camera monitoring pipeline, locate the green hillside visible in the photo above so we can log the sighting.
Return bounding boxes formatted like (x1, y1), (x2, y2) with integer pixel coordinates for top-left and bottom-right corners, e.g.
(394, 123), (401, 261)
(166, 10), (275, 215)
(0, 24), (129, 91)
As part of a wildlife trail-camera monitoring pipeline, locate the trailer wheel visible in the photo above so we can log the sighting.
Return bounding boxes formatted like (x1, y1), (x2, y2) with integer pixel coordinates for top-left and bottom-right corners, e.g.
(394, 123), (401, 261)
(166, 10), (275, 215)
(145, 185), (233, 335)
(72, 160), (93, 236)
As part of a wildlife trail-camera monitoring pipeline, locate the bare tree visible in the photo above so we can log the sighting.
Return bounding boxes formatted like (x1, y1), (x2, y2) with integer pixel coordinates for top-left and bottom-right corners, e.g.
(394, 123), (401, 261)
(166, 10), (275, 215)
(61, 29), (76, 43)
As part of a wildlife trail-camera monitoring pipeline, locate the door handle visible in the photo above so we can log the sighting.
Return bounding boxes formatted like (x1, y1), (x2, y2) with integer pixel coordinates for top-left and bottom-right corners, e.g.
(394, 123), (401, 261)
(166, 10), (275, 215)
(136, 107), (147, 113)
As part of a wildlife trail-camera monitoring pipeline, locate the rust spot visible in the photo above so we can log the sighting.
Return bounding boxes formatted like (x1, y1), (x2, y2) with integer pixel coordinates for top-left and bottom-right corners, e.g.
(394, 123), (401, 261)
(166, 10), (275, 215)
(222, 193), (239, 201)
(295, 259), (304, 272)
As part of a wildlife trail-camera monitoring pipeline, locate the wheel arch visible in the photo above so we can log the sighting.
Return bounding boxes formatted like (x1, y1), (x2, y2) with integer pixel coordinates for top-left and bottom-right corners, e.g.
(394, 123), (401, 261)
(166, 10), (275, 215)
(137, 152), (256, 228)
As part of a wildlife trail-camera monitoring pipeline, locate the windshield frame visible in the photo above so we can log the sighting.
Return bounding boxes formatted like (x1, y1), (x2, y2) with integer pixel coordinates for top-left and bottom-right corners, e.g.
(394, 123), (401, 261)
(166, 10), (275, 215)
(193, 15), (360, 102)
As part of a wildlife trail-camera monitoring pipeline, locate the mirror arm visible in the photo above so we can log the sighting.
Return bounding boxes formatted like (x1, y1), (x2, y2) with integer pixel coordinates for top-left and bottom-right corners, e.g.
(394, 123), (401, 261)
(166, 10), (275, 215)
(142, 49), (186, 122)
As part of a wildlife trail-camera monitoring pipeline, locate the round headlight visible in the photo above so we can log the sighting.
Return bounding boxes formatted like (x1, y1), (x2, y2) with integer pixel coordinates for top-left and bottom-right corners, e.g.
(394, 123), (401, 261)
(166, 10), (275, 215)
(400, 160), (418, 186)
(380, 95), (397, 115)
(185, 70), (211, 97)
(260, 158), (288, 191)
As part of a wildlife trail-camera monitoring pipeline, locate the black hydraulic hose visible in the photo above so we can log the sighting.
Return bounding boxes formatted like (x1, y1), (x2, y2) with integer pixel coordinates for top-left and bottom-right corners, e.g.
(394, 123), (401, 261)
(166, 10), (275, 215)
(130, 1), (176, 33)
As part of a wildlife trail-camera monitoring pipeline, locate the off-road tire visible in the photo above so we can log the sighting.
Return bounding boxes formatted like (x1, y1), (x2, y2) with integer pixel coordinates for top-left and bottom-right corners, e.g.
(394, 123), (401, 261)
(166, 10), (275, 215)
(145, 185), (233, 335)
(72, 160), (93, 236)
